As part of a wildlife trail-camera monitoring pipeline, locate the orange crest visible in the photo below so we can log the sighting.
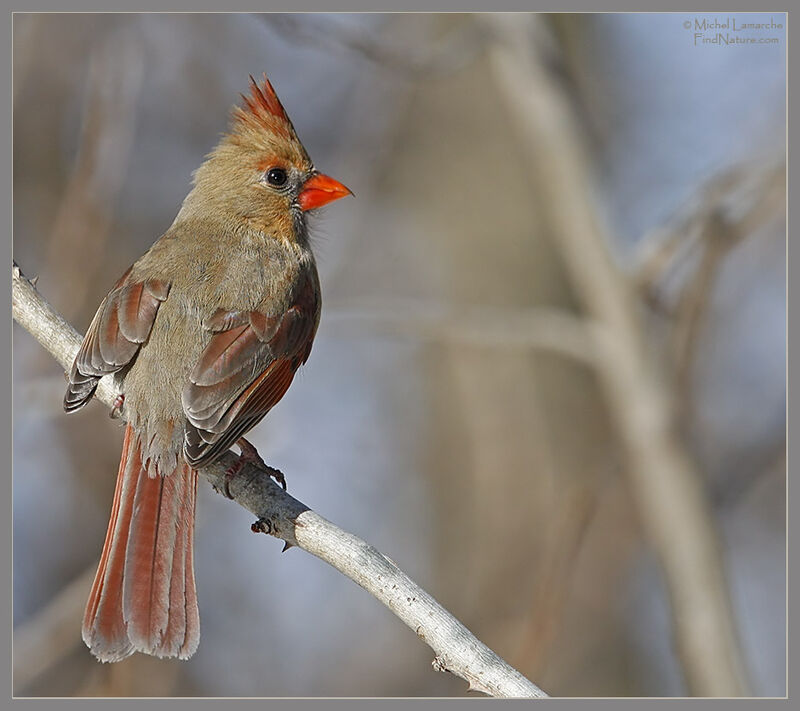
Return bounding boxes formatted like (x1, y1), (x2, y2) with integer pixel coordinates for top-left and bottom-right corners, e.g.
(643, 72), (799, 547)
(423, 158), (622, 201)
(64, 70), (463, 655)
(232, 74), (294, 140)
(242, 74), (289, 123)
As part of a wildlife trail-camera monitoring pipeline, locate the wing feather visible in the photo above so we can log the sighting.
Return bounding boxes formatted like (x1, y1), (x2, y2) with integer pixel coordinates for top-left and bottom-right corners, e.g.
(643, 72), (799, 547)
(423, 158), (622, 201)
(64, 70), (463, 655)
(182, 273), (318, 467)
(64, 274), (171, 413)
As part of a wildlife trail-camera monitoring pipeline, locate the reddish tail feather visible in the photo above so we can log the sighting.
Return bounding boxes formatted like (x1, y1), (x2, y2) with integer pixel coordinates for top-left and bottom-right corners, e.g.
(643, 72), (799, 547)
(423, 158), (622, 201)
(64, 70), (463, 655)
(83, 424), (200, 662)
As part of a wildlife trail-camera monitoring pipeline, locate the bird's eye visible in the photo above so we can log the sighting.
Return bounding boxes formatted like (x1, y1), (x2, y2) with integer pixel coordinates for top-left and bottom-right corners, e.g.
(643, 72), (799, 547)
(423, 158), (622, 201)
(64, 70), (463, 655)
(265, 168), (288, 187)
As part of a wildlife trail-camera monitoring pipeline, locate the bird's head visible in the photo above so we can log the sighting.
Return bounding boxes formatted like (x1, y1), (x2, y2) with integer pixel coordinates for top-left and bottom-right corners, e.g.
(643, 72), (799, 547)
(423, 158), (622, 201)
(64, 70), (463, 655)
(185, 75), (351, 235)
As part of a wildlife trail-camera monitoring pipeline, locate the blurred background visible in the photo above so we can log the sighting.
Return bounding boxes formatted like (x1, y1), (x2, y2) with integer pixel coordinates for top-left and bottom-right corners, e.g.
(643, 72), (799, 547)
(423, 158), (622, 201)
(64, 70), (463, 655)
(12, 13), (785, 697)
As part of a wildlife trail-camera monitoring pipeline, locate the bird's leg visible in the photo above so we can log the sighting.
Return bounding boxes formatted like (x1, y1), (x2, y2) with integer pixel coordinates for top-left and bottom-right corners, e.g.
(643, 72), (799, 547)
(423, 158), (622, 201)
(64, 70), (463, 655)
(110, 393), (125, 419)
(223, 437), (287, 499)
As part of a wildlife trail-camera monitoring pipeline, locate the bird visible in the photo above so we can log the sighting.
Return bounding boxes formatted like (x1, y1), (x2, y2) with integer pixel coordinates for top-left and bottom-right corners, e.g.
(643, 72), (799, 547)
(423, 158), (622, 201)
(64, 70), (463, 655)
(64, 74), (351, 662)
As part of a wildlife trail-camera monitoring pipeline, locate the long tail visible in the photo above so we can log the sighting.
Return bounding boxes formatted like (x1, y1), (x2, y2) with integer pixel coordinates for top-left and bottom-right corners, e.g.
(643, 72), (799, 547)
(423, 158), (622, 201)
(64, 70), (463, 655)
(82, 424), (200, 662)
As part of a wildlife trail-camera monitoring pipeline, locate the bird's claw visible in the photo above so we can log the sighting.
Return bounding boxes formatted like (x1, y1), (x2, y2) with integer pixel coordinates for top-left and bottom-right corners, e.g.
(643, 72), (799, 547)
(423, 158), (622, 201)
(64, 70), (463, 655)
(110, 394), (125, 419)
(222, 438), (287, 499)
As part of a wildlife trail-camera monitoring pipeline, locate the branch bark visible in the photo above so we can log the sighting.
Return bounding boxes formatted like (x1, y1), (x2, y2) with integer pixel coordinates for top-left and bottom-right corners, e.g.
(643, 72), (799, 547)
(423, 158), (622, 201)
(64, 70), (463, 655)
(11, 262), (548, 699)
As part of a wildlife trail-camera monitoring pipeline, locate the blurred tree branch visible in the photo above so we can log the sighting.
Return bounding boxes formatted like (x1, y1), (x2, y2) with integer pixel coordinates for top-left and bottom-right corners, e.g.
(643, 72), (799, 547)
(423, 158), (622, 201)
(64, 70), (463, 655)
(483, 13), (750, 697)
(39, 33), (144, 322)
(12, 262), (548, 699)
(263, 14), (487, 79)
(634, 158), (784, 305)
(633, 158), (785, 412)
(324, 300), (602, 365)
(513, 486), (597, 677)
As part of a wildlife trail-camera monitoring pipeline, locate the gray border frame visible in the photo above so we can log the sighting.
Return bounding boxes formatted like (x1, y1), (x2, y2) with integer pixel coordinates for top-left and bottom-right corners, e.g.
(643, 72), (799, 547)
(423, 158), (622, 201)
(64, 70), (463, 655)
(3, 2), (790, 709)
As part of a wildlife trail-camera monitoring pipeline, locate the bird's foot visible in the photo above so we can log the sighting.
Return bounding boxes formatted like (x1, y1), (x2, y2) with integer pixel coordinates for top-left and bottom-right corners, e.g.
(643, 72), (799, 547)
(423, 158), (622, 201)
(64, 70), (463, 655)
(223, 437), (287, 499)
(110, 394), (125, 419)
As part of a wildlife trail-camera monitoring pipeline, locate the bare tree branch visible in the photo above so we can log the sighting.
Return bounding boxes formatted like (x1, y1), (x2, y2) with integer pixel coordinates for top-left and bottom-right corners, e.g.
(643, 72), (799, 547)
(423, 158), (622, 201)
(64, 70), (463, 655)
(633, 157), (785, 306)
(12, 262), (548, 699)
(635, 158), (785, 411)
(483, 14), (750, 697)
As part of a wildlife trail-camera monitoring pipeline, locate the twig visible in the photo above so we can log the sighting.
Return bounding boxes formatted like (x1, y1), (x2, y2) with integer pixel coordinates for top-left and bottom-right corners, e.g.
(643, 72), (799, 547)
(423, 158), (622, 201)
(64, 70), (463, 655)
(11, 262), (548, 699)
(670, 210), (732, 406)
(483, 14), (749, 696)
(633, 158), (785, 307)
(641, 159), (785, 410)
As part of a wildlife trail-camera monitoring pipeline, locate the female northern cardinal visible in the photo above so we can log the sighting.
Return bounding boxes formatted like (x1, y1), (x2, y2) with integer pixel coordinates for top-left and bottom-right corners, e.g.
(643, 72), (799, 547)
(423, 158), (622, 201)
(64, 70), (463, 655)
(64, 75), (351, 662)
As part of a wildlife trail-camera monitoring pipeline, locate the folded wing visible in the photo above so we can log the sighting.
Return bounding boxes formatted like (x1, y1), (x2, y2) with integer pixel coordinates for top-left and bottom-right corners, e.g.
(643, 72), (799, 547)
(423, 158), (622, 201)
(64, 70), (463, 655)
(181, 272), (319, 467)
(64, 268), (171, 413)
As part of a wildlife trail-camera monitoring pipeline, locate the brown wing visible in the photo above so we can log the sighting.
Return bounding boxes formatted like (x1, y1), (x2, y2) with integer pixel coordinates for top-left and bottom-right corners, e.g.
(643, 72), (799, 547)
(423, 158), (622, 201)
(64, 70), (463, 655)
(64, 269), (171, 413)
(181, 272), (319, 467)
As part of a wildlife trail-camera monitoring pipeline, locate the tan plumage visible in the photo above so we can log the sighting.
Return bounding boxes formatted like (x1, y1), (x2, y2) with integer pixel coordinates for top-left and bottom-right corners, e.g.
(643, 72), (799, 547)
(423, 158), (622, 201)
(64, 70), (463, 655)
(66, 75), (350, 662)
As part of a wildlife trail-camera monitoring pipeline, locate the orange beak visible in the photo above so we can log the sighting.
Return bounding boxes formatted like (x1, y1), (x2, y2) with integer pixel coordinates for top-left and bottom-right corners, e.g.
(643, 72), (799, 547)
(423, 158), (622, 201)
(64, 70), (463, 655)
(298, 173), (352, 211)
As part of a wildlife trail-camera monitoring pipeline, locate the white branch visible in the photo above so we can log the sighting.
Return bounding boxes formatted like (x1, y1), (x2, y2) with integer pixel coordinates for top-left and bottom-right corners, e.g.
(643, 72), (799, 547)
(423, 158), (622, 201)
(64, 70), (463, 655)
(12, 262), (548, 699)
